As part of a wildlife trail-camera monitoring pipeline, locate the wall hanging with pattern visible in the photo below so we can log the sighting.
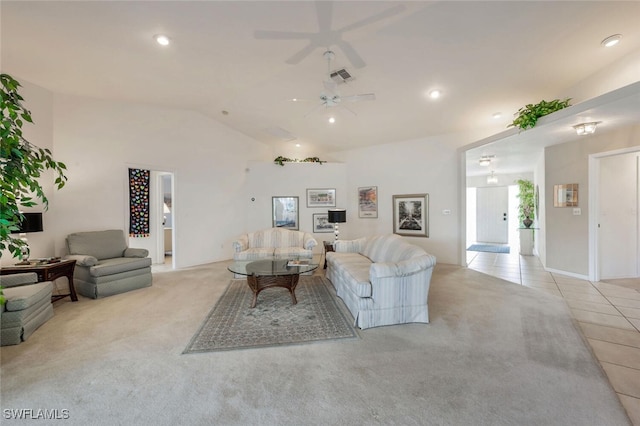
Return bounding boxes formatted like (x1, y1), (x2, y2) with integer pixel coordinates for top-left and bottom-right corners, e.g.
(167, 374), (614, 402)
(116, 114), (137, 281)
(129, 168), (150, 237)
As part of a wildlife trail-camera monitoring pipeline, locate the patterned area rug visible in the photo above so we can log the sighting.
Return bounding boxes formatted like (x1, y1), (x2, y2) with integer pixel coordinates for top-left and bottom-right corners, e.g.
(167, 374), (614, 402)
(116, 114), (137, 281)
(183, 276), (359, 353)
(467, 244), (510, 254)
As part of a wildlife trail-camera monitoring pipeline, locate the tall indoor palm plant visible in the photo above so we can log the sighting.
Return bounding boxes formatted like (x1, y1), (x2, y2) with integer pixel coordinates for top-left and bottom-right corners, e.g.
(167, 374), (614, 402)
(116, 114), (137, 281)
(1, 74), (67, 259)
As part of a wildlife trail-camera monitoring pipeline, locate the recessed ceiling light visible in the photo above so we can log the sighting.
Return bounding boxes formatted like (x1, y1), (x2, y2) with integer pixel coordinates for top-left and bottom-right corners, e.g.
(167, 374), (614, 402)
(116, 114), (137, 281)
(295, 143), (301, 147)
(492, 112), (502, 119)
(154, 34), (170, 46)
(428, 90), (441, 99)
(601, 34), (622, 47)
(328, 117), (336, 124)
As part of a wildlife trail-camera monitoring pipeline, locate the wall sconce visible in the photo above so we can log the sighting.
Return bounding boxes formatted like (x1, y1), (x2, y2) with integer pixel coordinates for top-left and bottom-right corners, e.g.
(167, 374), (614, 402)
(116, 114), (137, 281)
(573, 122), (599, 136)
(487, 171), (498, 184)
(478, 155), (494, 167)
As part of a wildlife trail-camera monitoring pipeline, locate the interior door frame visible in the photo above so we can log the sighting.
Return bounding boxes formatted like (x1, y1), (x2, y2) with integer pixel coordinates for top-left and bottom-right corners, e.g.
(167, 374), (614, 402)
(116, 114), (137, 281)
(588, 146), (640, 281)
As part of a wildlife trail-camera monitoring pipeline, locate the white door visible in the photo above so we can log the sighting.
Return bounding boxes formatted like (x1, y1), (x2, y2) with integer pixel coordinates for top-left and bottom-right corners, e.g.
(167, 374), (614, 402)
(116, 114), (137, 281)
(598, 153), (638, 279)
(476, 186), (509, 243)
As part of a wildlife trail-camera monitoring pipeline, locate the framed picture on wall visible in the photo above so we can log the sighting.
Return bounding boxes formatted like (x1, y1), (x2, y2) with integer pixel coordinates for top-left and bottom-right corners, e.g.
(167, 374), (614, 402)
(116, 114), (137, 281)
(392, 193), (429, 237)
(312, 213), (334, 233)
(358, 186), (378, 218)
(306, 188), (336, 207)
(272, 196), (299, 230)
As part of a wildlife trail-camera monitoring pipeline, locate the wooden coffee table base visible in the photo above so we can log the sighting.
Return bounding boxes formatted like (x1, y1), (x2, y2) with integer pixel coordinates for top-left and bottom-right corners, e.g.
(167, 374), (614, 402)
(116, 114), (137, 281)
(246, 274), (300, 308)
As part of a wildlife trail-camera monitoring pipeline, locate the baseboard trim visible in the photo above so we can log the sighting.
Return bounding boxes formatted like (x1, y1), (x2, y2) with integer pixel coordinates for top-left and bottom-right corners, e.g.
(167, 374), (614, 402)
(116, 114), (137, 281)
(545, 267), (589, 281)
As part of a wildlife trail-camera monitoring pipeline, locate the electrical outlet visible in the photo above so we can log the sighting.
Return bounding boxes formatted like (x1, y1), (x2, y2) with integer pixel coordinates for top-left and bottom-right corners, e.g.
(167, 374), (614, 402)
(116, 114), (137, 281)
(573, 208), (581, 215)
(442, 209), (451, 215)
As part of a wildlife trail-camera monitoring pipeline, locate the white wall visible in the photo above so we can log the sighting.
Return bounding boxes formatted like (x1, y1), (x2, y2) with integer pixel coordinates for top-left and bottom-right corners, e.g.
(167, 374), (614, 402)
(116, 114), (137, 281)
(3, 85), (273, 269)
(245, 161), (347, 254)
(545, 124), (640, 276)
(335, 135), (463, 265)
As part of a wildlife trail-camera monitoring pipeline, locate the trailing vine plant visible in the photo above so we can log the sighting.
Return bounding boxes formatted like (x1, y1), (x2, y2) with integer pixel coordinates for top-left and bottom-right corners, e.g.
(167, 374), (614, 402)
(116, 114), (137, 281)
(509, 98), (572, 130)
(274, 156), (326, 166)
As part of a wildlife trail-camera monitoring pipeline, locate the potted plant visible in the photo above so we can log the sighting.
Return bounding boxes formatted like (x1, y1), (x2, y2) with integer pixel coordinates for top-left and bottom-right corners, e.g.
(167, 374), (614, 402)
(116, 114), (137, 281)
(274, 156), (325, 166)
(1, 74), (67, 259)
(509, 98), (572, 130)
(516, 179), (535, 228)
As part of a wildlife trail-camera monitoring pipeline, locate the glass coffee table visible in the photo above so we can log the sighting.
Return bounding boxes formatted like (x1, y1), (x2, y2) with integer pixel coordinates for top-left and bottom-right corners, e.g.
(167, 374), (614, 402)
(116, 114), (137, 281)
(228, 258), (319, 308)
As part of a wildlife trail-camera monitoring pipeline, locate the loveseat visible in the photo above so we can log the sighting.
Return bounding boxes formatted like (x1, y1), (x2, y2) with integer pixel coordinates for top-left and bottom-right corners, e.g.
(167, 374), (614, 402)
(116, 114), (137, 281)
(64, 229), (152, 299)
(1, 272), (54, 346)
(232, 228), (318, 261)
(326, 234), (436, 329)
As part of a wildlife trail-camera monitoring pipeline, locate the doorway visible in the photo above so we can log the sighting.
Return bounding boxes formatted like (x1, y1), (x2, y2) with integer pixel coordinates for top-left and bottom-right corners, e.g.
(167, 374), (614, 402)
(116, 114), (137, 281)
(158, 172), (175, 270)
(592, 150), (639, 280)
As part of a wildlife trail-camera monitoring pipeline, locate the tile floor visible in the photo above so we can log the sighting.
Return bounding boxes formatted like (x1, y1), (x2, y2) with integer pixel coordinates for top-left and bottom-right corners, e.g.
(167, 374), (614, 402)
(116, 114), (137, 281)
(467, 247), (640, 425)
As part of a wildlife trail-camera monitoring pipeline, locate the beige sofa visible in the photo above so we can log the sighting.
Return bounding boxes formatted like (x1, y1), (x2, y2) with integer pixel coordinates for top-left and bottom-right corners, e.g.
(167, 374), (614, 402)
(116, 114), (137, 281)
(326, 234), (436, 329)
(232, 228), (317, 261)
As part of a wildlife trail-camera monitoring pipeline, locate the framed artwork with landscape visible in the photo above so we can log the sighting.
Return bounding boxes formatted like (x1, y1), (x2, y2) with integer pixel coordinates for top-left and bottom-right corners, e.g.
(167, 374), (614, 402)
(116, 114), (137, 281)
(306, 188), (336, 207)
(392, 193), (429, 237)
(312, 213), (334, 233)
(358, 186), (378, 218)
(272, 196), (299, 230)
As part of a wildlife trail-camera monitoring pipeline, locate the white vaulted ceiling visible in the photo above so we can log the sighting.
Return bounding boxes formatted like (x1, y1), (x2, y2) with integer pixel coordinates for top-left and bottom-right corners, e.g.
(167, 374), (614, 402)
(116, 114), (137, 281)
(2, 1), (640, 157)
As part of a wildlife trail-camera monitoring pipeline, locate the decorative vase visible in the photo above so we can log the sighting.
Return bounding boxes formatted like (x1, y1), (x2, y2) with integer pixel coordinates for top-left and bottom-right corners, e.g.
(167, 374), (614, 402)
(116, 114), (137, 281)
(523, 217), (533, 228)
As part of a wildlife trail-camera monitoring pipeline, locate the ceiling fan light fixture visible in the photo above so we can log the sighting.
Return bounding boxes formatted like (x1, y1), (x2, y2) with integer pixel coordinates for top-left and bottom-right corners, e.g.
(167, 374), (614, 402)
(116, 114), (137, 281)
(601, 34), (622, 47)
(428, 89), (441, 99)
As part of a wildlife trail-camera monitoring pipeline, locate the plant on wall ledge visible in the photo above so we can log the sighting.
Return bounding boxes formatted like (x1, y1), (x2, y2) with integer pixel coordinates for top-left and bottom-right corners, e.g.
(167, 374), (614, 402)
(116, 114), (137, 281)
(509, 98), (572, 131)
(516, 179), (535, 228)
(274, 156), (326, 166)
(0, 73), (68, 259)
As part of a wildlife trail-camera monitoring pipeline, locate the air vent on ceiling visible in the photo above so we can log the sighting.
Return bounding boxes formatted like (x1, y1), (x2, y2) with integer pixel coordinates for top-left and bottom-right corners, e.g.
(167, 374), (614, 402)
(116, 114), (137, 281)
(330, 68), (354, 84)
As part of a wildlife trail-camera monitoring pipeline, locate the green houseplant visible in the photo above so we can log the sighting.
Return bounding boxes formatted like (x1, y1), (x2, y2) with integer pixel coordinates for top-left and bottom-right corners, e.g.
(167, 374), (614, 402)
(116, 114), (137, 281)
(274, 156), (325, 166)
(1, 74), (67, 259)
(515, 179), (535, 228)
(509, 98), (571, 130)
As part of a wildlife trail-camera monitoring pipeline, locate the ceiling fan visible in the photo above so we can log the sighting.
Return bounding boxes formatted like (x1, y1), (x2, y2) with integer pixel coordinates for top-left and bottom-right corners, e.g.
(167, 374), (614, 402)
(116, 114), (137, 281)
(254, 1), (405, 69)
(301, 50), (375, 117)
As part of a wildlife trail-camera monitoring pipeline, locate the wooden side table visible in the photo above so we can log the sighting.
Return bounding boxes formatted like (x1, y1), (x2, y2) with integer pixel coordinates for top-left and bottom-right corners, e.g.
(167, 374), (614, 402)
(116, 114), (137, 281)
(323, 241), (334, 269)
(0, 259), (78, 302)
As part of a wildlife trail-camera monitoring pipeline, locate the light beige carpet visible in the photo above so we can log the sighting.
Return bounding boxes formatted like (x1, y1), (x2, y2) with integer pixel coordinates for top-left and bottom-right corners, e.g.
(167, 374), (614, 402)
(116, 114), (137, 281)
(0, 261), (631, 425)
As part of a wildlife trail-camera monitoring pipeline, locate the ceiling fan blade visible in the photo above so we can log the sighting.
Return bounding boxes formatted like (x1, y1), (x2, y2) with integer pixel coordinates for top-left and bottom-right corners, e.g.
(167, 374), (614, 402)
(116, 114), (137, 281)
(337, 4), (406, 33)
(286, 43), (319, 65)
(304, 102), (325, 118)
(315, 1), (333, 32)
(337, 41), (366, 69)
(339, 104), (358, 116)
(342, 93), (376, 102)
(254, 30), (314, 40)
